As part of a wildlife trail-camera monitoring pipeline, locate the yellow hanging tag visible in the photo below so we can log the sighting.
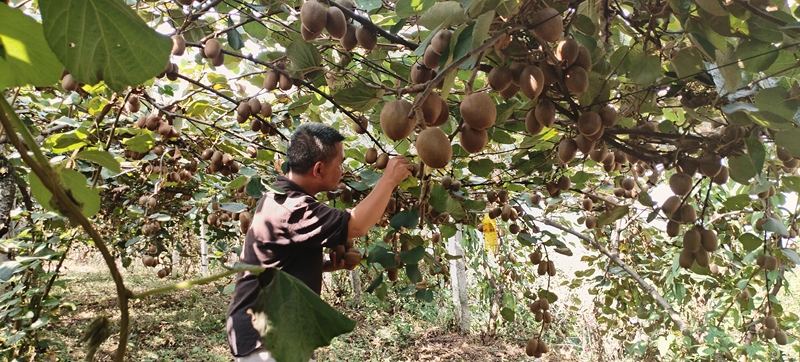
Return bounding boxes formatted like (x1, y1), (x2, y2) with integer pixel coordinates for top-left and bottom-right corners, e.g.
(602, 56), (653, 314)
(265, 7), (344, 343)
(482, 214), (498, 254)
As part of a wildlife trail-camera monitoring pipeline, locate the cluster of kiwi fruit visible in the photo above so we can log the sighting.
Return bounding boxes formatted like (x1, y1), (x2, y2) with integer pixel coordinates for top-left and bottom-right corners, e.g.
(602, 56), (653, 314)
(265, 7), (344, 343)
(611, 177), (637, 199)
(236, 98), (273, 123)
(458, 92), (495, 154)
(543, 175), (571, 198)
(299, 0), (352, 42)
(263, 61), (294, 92)
(760, 315), (789, 345)
(206, 201), (252, 232)
(484, 189), (525, 233)
(529, 296), (553, 324)
(135, 111), (180, 138)
(413, 30), (450, 84)
(200, 148), (240, 176)
(327, 238), (362, 268)
(199, 38), (226, 67)
(755, 253), (781, 271)
(525, 336), (550, 358)
(363, 147), (390, 169)
(141, 245), (173, 278)
(677, 225), (719, 269)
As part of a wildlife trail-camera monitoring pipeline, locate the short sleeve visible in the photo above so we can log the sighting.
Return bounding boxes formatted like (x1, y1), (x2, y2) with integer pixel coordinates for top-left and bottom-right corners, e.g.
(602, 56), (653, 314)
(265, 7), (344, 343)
(286, 198), (350, 248)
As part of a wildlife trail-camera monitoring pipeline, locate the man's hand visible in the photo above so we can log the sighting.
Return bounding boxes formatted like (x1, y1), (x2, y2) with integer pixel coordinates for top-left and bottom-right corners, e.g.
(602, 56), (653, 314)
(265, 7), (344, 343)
(384, 156), (413, 186)
(322, 252), (357, 272)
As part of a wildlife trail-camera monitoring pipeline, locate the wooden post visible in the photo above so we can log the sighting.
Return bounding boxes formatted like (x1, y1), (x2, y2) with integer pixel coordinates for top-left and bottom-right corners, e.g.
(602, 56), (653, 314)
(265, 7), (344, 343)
(448, 224), (470, 333)
(200, 218), (208, 276)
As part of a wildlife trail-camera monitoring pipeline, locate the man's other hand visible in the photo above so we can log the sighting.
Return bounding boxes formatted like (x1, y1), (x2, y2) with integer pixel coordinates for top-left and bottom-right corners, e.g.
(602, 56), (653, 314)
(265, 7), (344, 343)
(384, 156), (412, 186)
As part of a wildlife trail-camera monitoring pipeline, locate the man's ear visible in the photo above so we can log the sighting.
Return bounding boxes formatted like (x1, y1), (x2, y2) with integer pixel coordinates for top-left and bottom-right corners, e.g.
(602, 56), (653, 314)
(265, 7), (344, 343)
(312, 161), (324, 178)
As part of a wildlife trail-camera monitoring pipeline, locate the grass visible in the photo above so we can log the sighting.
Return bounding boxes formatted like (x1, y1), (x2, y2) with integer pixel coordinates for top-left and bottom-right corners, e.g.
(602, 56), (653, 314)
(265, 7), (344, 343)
(40, 261), (530, 362)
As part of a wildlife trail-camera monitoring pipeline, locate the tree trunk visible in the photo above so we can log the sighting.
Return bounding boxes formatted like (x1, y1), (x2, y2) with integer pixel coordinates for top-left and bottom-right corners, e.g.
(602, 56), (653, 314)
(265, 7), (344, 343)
(200, 218), (208, 276)
(349, 269), (361, 304)
(448, 224), (470, 334)
(0, 154), (15, 240)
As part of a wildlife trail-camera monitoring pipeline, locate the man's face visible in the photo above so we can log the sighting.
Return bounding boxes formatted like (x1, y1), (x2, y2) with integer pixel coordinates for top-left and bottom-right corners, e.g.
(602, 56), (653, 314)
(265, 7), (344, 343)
(324, 142), (345, 191)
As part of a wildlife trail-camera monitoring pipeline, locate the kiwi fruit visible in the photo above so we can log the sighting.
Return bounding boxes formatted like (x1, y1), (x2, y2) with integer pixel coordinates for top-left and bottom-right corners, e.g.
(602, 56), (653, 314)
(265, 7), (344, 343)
(764, 256), (778, 270)
(683, 229), (701, 252)
(142, 255), (156, 267)
(423, 46), (442, 69)
(498, 83), (519, 100)
(764, 315), (778, 329)
(598, 105), (617, 127)
(547, 260), (556, 276)
(509, 62), (527, 86)
(679, 248), (695, 269)
(171, 34), (186, 56)
(340, 24), (358, 51)
(756, 254), (767, 267)
(459, 124), (488, 153)
(375, 153), (389, 169)
(557, 176), (571, 190)
(430, 97), (449, 127)
(211, 51), (226, 66)
(530, 7), (563, 42)
(589, 147), (608, 163)
(355, 26), (377, 50)
(411, 62), (434, 84)
(581, 197), (593, 211)
(380, 100), (415, 141)
(698, 153), (722, 177)
(449, 180), (461, 192)
(775, 330), (788, 345)
(301, 1), (327, 33)
(237, 101), (251, 120)
(416, 128), (452, 168)
(460, 92), (496, 130)
(260, 102), (273, 118)
(677, 157), (698, 175)
(364, 147), (378, 164)
(573, 45), (592, 72)
(694, 249), (710, 267)
(301, 25), (322, 41)
(178, 0), (194, 5)
(264, 70), (279, 91)
(535, 100), (556, 128)
(441, 176), (452, 189)
(525, 338), (538, 356)
(204, 39), (222, 59)
(679, 204), (697, 223)
(326, 6), (347, 38)
(712, 166), (729, 185)
(666, 220), (680, 237)
(525, 109), (544, 135)
(418, 92), (443, 126)
(488, 66), (513, 91)
(700, 229), (718, 252)
(519, 66), (545, 99)
(497, 189), (509, 203)
(669, 172), (693, 196)
(279, 73), (293, 91)
(661, 195), (681, 215)
(343, 251), (361, 265)
(777, 146), (793, 162)
(557, 138), (578, 164)
(62, 74), (79, 91)
(585, 215), (598, 229)
(501, 205), (512, 221)
(126, 95), (140, 113)
(430, 30), (452, 55)
(577, 111), (602, 137)
(564, 66), (588, 94)
(555, 39), (580, 67)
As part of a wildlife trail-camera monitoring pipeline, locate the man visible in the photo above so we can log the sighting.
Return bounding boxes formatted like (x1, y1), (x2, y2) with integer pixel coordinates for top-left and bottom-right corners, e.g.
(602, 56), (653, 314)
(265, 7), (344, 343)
(226, 122), (412, 361)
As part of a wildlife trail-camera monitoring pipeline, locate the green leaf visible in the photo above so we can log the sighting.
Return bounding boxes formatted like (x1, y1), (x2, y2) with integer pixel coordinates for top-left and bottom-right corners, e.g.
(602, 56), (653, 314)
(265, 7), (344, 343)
(670, 47), (704, 79)
(715, 47), (740, 94)
(0, 4), (62, 89)
(76, 150), (120, 173)
(395, 0), (436, 17)
(252, 269), (356, 362)
(445, 197), (466, 220)
(333, 88), (382, 111)
(728, 155), (756, 184)
(500, 306), (515, 322)
(226, 28), (244, 51)
(400, 246), (425, 264)
(468, 159), (495, 177)
(597, 205), (629, 226)
(417, 1), (469, 29)
(43, 132), (88, 153)
(428, 184), (448, 212)
(747, 16), (783, 43)
(782, 176), (800, 194)
(405, 263), (422, 283)
(763, 218), (788, 236)
(390, 209), (420, 230)
(744, 136), (765, 176)
(781, 248), (800, 265)
(494, 0), (519, 19)
(367, 246), (399, 269)
(243, 21), (270, 40)
(60, 168), (100, 218)
(415, 288), (434, 302)
(775, 129), (800, 158)
(286, 41), (321, 76)
(220, 202), (249, 213)
(471, 11), (494, 51)
(39, 0), (172, 91)
(247, 177), (267, 198)
(694, 0), (728, 17)
(755, 88), (799, 122)
(0, 260), (21, 283)
(365, 274), (383, 293)
(736, 39), (779, 73)
(491, 129), (515, 144)
(122, 133), (155, 153)
(629, 51), (660, 86)
(723, 194), (752, 210)
(738, 233), (761, 252)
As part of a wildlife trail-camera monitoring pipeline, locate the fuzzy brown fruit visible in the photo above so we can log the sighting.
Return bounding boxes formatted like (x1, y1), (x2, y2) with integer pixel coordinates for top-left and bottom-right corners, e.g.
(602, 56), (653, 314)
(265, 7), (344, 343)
(488, 66), (513, 91)
(459, 124), (488, 154)
(577, 111), (602, 137)
(679, 248), (694, 269)
(326, 6), (347, 38)
(62, 74), (79, 91)
(264, 70), (279, 91)
(460, 92), (496, 130)
(530, 7), (563, 42)
(555, 38), (579, 67)
(430, 30), (452, 55)
(344, 251), (361, 265)
(355, 26), (377, 50)
(410, 62), (433, 84)
(171, 35), (186, 56)
(365, 147), (378, 164)
(301, 1), (327, 33)
(430, 97), (449, 127)
(535, 100), (556, 128)
(666, 220), (680, 237)
(519, 66), (545, 99)
(557, 138), (578, 164)
(564, 66), (588, 94)
(416, 128), (452, 168)
(423, 46), (442, 69)
(598, 105), (617, 127)
(775, 330), (788, 345)
(573, 45), (592, 72)
(669, 172), (693, 196)
(700, 229), (718, 252)
(340, 24), (358, 51)
(525, 109), (544, 135)
(418, 92), (443, 126)
(662, 195), (681, 215)
(375, 153), (389, 169)
(203, 39), (222, 59)
(380, 100), (415, 141)
(683, 229), (701, 252)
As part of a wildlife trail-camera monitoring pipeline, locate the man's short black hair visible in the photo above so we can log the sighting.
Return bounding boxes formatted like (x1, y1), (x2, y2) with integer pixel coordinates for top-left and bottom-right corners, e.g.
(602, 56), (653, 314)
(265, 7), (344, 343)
(287, 123), (345, 175)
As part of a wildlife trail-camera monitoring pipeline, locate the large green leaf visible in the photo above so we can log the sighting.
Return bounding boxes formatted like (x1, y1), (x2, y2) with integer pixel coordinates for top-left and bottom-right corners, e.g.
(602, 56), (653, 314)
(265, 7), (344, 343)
(333, 87), (382, 111)
(727, 154), (757, 184)
(417, 1), (469, 30)
(471, 11), (494, 51)
(76, 149), (121, 174)
(743, 136), (765, 176)
(774, 129), (800, 159)
(390, 209), (420, 230)
(0, 4), (62, 90)
(252, 269), (356, 362)
(670, 47), (704, 79)
(629, 51), (661, 86)
(39, 0), (172, 91)
(29, 168), (100, 218)
(286, 41), (321, 76)
(396, 0), (436, 18)
(736, 39), (779, 73)
(400, 246), (425, 264)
